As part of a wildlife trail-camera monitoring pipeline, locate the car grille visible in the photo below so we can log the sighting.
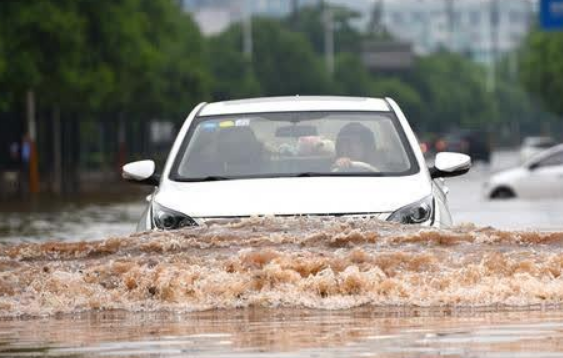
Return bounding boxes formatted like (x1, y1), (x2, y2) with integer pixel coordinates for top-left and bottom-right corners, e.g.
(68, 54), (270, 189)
(195, 213), (391, 226)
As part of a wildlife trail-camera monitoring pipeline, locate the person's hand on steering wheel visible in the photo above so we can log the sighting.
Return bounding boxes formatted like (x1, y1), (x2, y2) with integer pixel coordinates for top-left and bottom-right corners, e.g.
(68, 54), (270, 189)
(334, 157), (353, 169)
(331, 157), (378, 172)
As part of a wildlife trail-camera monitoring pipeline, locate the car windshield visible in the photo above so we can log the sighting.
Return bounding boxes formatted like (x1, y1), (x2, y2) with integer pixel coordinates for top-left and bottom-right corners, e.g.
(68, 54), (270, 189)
(170, 111), (418, 181)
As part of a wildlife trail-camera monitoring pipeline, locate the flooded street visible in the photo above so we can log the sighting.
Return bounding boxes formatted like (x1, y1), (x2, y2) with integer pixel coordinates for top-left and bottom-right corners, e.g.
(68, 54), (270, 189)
(5, 309), (563, 358)
(3, 0), (560, 355)
(0, 194), (145, 244)
(448, 151), (563, 231)
(2, 150), (563, 357)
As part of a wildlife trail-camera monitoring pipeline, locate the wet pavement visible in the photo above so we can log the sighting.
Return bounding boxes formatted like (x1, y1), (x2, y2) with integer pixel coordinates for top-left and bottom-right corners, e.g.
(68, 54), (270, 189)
(0, 194), (146, 244)
(1, 150), (563, 357)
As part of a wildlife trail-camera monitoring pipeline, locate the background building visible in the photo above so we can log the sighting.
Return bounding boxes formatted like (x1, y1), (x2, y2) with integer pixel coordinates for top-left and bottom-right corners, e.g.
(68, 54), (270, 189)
(184, 0), (534, 66)
(379, 0), (535, 65)
(183, 0), (317, 35)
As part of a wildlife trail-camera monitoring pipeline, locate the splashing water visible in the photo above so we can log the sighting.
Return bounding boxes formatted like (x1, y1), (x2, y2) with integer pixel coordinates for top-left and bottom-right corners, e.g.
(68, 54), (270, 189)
(2, 217), (563, 317)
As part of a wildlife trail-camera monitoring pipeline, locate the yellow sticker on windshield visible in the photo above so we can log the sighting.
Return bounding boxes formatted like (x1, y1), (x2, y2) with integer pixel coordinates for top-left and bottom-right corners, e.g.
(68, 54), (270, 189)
(219, 121), (235, 128)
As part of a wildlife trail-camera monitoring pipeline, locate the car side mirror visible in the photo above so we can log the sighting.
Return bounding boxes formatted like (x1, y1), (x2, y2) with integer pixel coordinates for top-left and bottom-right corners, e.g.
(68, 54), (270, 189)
(122, 160), (160, 186)
(429, 152), (471, 179)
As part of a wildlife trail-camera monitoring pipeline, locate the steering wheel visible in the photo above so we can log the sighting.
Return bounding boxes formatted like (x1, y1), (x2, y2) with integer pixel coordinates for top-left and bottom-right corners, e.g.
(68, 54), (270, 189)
(331, 161), (378, 173)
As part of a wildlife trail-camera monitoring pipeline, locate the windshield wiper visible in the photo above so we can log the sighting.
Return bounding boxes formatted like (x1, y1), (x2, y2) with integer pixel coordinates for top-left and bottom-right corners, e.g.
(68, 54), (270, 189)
(194, 176), (231, 182)
(295, 172), (386, 177)
(294, 172), (332, 177)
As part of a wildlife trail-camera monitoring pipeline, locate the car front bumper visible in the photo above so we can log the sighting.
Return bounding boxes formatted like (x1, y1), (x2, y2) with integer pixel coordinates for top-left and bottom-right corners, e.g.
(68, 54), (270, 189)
(137, 210), (444, 232)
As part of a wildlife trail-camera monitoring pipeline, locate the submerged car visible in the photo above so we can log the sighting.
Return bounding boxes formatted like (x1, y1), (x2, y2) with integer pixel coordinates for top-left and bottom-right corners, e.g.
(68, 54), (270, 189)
(485, 144), (563, 200)
(123, 96), (471, 229)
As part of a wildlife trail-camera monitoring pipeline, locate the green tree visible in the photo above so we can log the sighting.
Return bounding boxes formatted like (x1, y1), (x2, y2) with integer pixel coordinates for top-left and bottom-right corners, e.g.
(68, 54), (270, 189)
(206, 36), (261, 100)
(0, 0), (212, 193)
(333, 53), (372, 96)
(494, 55), (561, 140)
(76, 0), (166, 115)
(520, 30), (563, 116)
(0, 35), (7, 110)
(129, 0), (210, 120)
(288, 5), (363, 55)
(406, 53), (495, 131)
(0, 0), (86, 109)
(370, 78), (423, 126)
(214, 18), (335, 96)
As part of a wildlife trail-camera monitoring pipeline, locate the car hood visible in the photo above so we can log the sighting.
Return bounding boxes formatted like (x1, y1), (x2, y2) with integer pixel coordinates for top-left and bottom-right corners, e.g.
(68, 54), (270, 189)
(155, 175), (431, 218)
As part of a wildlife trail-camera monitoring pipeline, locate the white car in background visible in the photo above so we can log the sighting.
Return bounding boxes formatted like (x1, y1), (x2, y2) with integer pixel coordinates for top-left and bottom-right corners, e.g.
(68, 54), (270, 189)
(485, 144), (563, 200)
(520, 136), (556, 163)
(122, 96), (471, 229)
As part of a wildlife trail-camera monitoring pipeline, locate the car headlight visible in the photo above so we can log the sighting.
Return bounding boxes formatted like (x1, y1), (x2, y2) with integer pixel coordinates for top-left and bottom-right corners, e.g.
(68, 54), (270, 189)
(152, 203), (198, 230)
(387, 196), (434, 224)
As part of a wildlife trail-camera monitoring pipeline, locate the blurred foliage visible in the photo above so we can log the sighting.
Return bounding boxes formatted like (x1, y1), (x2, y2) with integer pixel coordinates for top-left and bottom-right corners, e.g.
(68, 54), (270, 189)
(0, 0), (209, 121)
(407, 53), (495, 131)
(0, 0), (558, 140)
(334, 53), (372, 96)
(370, 78), (423, 123)
(206, 35), (261, 100)
(520, 30), (563, 117)
(248, 18), (334, 95)
(211, 18), (335, 96)
(0, 34), (6, 110)
(287, 5), (364, 55)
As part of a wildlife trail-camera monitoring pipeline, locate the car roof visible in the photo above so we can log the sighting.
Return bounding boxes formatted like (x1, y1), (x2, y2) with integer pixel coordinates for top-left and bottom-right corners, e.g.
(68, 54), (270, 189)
(525, 143), (563, 165)
(198, 96), (391, 117)
(540, 143), (563, 155)
(523, 136), (555, 146)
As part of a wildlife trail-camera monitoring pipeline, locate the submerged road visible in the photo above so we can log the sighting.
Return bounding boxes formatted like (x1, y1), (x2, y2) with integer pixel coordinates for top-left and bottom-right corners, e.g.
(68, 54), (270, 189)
(1, 151), (563, 357)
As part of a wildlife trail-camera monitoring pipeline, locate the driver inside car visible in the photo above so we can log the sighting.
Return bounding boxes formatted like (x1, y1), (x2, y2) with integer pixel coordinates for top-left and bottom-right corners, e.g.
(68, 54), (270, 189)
(332, 122), (378, 172)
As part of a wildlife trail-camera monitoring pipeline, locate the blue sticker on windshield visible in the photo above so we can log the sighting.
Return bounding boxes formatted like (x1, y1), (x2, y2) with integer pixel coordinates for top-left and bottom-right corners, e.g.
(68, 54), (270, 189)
(202, 122), (217, 131)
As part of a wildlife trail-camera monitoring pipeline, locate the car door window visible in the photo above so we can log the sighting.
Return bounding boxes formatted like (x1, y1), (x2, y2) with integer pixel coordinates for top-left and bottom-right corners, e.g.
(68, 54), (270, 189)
(536, 151), (563, 168)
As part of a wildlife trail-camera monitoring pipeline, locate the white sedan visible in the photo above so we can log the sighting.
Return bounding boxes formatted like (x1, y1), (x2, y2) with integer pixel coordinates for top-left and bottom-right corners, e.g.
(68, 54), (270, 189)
(123, 96), (471, 229)
(485, 144), (563, 200)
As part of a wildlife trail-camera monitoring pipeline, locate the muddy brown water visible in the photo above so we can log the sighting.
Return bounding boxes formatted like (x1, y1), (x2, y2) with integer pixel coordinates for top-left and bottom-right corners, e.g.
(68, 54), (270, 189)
(2, 151), (563, 357)
(2, 217), (563, 357)
(4, 217), (563, 317)
(4, 309), (563, 358)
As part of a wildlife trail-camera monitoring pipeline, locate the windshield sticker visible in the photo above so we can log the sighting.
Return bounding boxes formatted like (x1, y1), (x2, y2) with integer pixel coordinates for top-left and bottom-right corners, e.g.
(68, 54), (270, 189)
(219, 120), (235, 128)
(202, 122), (218, 131)
(235, 119), (251, 127)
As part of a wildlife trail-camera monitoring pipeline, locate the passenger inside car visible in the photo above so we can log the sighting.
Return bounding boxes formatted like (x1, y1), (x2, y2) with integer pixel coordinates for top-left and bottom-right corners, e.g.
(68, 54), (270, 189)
(332, 122), (379, 172)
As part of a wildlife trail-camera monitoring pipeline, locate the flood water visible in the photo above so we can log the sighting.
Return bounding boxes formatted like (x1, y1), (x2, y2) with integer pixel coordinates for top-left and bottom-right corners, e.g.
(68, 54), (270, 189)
(2, 150), (563, 358)
(448, 151), (563, 231)
(6, 309), (563, 358)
